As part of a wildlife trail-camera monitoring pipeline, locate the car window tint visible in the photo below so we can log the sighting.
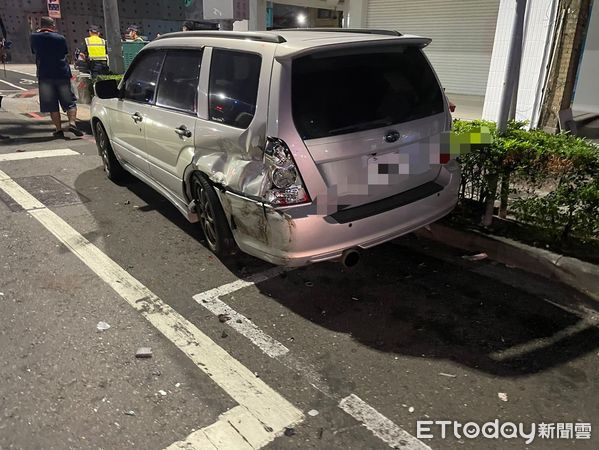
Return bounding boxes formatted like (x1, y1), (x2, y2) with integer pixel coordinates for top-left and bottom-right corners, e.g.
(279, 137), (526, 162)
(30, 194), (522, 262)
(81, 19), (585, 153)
(292, 45), (444, 140)
(123, 51), (164, 103)
(208, 49), (261, 129)
(156, 50), (202, 113)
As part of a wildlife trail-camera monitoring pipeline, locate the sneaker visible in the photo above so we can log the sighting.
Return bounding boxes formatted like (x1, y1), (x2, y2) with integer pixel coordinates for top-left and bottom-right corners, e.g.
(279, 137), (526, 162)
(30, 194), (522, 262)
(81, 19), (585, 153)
(68, 124), (84, 137)
(52, 130), (65, 138)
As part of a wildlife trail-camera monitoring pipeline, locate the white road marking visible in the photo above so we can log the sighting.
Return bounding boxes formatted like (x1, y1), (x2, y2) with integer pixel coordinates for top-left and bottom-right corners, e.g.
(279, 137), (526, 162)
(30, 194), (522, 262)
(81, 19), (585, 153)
(0, 78), (27, 91)
(192, 270), (333, 396)
(339, 394), (432, 450)
(489, 315), (599, 361)
(0, 149), (79, 162)
(191, 270), (428, 450)
(1, 67), (38, 77)
(0, 169), (303, 449)
(193, 268), (290, 358)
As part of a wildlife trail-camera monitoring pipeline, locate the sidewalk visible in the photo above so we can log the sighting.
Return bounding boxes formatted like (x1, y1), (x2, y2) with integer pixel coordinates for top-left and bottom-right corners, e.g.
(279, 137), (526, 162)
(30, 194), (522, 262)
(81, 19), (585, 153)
(3, 63), (91, 121)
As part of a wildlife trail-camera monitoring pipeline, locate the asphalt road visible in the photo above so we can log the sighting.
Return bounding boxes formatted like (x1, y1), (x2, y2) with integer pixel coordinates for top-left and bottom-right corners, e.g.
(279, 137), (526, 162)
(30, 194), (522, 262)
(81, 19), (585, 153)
(1, 110), (598, 450)
(0, 69), (38, 96)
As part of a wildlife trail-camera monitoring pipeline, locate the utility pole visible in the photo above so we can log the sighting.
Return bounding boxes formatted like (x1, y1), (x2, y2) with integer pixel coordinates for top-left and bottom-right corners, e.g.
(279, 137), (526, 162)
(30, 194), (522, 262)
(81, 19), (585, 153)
(102, 0), (124, 74)
(496, 0), (527, 134)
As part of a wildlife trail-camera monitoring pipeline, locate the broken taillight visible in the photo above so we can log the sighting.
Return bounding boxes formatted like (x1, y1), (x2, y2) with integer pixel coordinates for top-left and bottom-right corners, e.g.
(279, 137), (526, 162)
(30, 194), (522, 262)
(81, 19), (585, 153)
(263, 137), (311, 206)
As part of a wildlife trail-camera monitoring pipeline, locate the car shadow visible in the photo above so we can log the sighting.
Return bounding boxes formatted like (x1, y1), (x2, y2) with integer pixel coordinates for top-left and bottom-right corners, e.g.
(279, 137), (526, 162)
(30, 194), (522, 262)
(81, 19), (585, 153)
(73, 167), (599, 377)
(255, 238), (599, 377)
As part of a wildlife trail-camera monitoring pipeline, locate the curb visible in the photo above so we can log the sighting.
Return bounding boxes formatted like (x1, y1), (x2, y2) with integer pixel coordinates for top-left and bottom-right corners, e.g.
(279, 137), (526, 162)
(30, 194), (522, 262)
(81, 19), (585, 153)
(415, 223), (599, 302)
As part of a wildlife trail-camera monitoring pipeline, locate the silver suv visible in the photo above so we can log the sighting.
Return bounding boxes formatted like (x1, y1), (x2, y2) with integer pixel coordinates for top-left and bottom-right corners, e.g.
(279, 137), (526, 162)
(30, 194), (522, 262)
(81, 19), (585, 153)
(91, 29), (459, 267)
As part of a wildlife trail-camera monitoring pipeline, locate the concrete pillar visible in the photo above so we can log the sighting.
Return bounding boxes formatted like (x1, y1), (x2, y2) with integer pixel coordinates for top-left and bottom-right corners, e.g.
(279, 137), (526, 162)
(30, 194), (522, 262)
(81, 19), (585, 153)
(344, 0), (368, 28)
(248, 0), (267, 31)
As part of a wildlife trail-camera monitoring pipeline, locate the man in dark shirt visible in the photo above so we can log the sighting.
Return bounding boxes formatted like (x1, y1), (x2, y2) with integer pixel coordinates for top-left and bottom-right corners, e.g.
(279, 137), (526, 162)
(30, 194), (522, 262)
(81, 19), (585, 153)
(30, 16), (83, 137)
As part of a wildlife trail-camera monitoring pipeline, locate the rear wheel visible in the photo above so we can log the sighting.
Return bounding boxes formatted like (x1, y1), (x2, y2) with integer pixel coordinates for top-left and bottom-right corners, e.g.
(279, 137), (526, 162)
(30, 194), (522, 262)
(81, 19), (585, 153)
(95, 121), (126, 182)
(191, 172), (234, 256)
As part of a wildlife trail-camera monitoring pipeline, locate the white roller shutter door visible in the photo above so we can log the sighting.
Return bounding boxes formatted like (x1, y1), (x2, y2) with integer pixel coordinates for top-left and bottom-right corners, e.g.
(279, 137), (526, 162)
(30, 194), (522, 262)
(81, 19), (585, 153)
(366, 0), (500, 96)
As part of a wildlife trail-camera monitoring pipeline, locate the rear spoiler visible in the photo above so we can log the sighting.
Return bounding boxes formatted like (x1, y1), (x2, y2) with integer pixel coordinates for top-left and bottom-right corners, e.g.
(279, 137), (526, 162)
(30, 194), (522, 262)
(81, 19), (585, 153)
(275, 36), (431, 62)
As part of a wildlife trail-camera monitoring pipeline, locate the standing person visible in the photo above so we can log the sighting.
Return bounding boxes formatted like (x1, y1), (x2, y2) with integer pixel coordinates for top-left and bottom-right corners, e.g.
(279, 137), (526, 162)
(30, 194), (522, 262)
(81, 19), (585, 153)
(124, 25), (144, 42)
(182, 20), (195, 31)
(30, 16), (83, 138)
(78, 25), (108, 77)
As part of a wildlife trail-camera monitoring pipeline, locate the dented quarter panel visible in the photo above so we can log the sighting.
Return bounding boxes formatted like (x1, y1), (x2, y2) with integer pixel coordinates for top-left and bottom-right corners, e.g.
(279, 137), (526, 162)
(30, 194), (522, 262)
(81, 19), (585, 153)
(188, 41), (276, 201)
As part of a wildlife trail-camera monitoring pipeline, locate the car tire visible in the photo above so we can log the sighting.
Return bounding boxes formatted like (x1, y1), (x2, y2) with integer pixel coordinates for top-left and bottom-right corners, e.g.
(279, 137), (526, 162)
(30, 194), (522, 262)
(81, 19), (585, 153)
(95, 121), (126, 182)
(191, 172), (235, 257)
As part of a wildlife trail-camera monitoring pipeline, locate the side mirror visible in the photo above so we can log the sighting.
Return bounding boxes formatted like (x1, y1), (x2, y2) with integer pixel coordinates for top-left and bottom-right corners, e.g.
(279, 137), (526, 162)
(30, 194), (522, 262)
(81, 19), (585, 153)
(94, 79), (119, 99)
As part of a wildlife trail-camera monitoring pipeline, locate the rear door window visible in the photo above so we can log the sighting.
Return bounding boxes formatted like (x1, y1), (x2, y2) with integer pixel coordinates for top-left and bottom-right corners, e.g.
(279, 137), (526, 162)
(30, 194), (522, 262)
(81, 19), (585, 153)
(156, 50), (202, 114)
(123, 51), (165, 104)
(208, 49), (261, 129)
(292, 45), (444, 140)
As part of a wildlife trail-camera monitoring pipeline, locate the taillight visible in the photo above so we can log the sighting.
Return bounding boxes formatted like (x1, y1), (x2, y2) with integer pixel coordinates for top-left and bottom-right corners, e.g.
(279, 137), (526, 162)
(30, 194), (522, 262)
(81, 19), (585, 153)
(440, 153), (451, 164)
(263, 137), (311, 206)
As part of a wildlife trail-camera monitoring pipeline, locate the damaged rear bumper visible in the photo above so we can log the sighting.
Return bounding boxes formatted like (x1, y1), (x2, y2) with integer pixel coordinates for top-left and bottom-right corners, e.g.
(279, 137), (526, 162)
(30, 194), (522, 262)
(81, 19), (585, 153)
(219, 161), (460, 266)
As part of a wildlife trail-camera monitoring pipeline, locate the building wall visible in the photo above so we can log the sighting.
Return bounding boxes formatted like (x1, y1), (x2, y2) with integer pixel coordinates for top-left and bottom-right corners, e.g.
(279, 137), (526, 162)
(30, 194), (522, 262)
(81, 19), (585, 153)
(482, 0), (559, 126)
(572, 0), (599, 113)
(0, 0), (193, 63)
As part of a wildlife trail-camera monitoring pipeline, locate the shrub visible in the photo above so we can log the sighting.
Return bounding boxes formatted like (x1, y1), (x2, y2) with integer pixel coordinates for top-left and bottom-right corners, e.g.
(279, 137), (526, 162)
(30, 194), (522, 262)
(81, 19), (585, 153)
(453, 119), (599, 242)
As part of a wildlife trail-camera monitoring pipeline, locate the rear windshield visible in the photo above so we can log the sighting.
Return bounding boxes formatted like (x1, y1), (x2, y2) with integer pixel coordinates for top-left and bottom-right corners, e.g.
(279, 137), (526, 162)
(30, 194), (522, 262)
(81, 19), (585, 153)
(292, 45), (444, 140)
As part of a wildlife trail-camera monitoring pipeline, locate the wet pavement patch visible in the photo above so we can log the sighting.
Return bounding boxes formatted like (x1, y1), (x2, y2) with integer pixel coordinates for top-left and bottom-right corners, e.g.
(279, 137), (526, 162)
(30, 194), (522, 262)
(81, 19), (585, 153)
(0, 175), (89, 212)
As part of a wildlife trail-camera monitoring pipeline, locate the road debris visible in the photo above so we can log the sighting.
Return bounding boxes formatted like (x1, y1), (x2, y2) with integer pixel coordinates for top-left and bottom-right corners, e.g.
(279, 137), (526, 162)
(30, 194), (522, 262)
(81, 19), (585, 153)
(305, 281), (314, 287)
(158, 390), (167, 396)
(221, 330), (228, 338)
(308, 409), (319, 417)
(16, 149), (26, 153)
(218, 314), (231, 323)
(135, 347), (153, 358)
(408, 406), (415, 413)
(439, 372), (457, 378)
(124, 200), (130, 205)
(124, 410), (136, 416)
(498, 392), (508, 402)
(284, 427), (296, 437)
(96, 321), (111, 331)
(462, 252), (488, 262)
(317, 427), (324, 439)
(175, 383), (181, 388)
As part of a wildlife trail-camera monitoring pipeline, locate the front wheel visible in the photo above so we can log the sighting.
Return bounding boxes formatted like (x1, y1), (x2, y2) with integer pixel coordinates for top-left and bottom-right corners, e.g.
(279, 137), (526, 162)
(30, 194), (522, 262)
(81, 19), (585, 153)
(95, 121), (126, 182)
(191, 172), (235, 257)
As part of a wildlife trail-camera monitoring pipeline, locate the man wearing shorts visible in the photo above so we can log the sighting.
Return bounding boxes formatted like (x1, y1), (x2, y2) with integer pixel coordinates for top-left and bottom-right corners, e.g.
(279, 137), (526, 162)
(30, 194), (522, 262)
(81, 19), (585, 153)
(31, 16), (83, 138)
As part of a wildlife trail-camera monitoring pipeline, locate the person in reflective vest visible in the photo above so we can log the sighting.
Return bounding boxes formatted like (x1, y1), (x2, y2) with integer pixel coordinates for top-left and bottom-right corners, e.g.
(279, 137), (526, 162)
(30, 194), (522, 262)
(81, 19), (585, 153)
(81, 25), (108, 77)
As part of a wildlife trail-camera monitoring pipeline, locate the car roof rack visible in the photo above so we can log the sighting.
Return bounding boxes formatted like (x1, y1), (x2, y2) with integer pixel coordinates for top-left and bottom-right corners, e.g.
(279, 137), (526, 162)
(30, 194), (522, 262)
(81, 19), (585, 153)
(280, 28), (402, 37)
(155, 31), (286, 44)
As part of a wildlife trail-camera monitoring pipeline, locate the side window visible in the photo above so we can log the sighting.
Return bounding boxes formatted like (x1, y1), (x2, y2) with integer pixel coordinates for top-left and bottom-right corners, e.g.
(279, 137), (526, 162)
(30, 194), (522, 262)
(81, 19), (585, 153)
(209, 49), (261, 129)
(156, 50), (202, 113)
(123, 51), (164, 103)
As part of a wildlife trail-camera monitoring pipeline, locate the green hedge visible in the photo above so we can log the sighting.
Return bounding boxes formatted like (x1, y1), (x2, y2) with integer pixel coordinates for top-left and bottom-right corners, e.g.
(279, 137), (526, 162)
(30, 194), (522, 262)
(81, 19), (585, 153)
(453, 120), (599, 242)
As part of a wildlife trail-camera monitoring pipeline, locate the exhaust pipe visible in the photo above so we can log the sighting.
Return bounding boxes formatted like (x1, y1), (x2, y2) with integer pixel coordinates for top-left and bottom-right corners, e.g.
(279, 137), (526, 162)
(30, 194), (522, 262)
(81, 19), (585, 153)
(341, 248), (361, 268)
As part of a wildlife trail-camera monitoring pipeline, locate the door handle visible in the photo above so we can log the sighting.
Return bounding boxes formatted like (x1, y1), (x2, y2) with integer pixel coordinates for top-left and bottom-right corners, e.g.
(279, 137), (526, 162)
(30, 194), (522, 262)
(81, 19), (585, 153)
(174, 125), (192, 138)
(131, 112), (142, 123)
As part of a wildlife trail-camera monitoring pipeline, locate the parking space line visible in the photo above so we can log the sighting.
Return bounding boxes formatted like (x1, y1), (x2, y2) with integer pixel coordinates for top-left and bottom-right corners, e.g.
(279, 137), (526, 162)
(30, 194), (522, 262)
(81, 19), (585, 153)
(489, 315), (599, 361)
(192, 272), (431, 449)
(339, 394), (432, 450)
(0, 149), (79, 162)
(193, 268), (290, 358)
(0, 169), (303, 449)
